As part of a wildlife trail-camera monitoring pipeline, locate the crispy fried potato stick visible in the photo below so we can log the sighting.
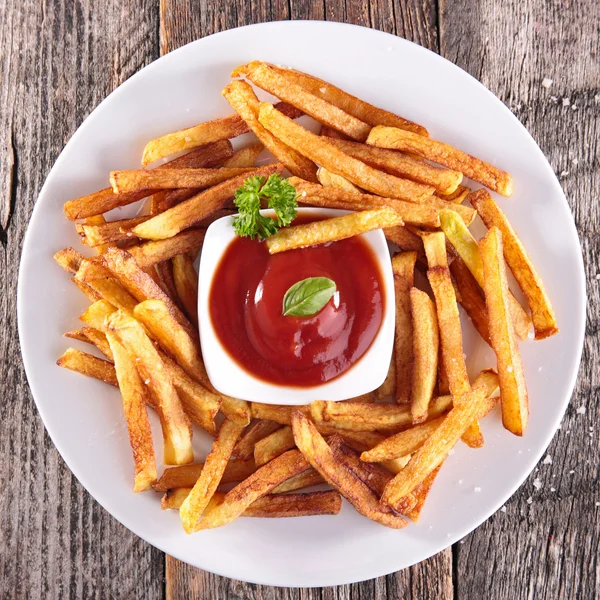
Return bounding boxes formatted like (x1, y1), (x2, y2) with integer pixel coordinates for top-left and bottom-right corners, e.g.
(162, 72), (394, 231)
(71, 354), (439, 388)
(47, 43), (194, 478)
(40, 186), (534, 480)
(238, 62), (427, 136)
(258, 102), (435, 202)
(141, 102), (301, 166)
(404, 465), (442, 522)
(436, 184), (470, 203)
(77, 326), (114, 360)
(179, 418), (245, 532)
(79, 214), (112, 254)
(410, 288), (439, 423)
(79, 299), (116, 329)
(266, 208), (402, 254)
(127, 229), (205, 269)
(106, 311), (193, 465)
(429, 196), (477, 226)
(254, 426), (295, 466)
(440, 209), (532, 340)
(366, 126), (514, 197)
(57, 348), (118, 386)
(105, 332), (157, 492)
(291, 412), (406, 528)
(195, 449), (311, 530)
(54, 247), (85, 274)
(132, 163), (283, 241)
(270, 468), (324, 493)
(64, 142), (234, 220)
(223, 143), (264, 168)
(385, 226), (425, 256)
(222, 81), (318, 182)
(327, 138), (462, 194)
(172, 254), (199, 328)
(470, 189), (557, 339)
(316, 167), (363, 193)
(480, 227), (529, 435)
(233, 420), (282, 461)
(81, 216), (150, 247)
(391, 252), (417, 404)
(237, 61), (372, 141)
(382, 378), (499, 509)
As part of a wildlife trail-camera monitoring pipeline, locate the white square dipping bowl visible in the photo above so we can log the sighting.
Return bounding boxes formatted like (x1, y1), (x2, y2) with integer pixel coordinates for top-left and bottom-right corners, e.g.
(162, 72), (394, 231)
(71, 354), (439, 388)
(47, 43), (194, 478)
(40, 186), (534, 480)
(198, 207), (395, 405)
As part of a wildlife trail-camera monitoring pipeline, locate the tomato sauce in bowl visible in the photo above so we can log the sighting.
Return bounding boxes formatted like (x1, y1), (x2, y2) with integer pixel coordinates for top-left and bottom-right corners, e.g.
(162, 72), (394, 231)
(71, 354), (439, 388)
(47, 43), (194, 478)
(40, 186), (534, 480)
(209, 232), (385, 387)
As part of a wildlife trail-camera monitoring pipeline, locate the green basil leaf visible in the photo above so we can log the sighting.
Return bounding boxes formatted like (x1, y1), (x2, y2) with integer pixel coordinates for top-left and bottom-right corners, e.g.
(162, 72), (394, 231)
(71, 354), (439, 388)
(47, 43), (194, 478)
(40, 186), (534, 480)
(282, 277), (337, 317)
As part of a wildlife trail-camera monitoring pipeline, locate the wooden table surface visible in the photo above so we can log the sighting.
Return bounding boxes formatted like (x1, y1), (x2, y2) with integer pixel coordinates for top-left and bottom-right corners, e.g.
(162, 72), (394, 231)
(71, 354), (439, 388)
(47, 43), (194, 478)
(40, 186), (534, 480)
(1, 1), (598, 598)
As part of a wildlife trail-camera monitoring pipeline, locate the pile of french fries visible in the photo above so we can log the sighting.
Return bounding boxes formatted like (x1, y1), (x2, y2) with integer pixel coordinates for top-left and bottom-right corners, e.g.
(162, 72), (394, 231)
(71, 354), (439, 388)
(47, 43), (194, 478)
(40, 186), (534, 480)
(55, 61), (558, 532)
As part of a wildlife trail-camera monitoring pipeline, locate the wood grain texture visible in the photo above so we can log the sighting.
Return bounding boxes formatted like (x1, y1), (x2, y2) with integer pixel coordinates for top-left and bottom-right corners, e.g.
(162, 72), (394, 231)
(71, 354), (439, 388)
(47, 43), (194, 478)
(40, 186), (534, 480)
(0, 1), (164, 598)
(440, 0), (600, 598)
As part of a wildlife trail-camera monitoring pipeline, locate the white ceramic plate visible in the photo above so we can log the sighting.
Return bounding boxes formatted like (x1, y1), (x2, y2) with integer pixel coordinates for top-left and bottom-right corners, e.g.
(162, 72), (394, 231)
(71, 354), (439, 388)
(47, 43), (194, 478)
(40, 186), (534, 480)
(18, 21), (585, 587)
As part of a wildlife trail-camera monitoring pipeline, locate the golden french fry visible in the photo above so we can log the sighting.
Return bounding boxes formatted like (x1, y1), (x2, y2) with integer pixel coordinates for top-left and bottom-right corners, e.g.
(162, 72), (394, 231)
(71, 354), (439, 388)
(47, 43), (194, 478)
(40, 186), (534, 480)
(391, 252), (417, 404)
(57, 348), (118, 386)
(79, 214), (112, 254)
(179, 418), (245, 532)
(404, 465), (442, 522)
(316, 166), (362, 192)
(127, 229), (205, 269)
(410, 288), (439, 423)
(78, 326), (114, 360)
(222, 81), (318, 182)
(79, 299), (116, 330)
(63, 329), (90, 344)
(384, 226), (425, 256)
(470, 189), (557, 339)
(238, 62), (427, 136)
(64, 142), (234, 220)
(375, 351), (396, 400)
(223, 143), (264, 168)
(153, 459), (257, 492)
(440, 209), (532, 340)
(132, 163), (283, 241)
(366, 126), (514, 197)
(172, 254), (198, 328)
(310, 394), (452, 432)
(233, 420), (282, 461)
(326, 138), (462, 194)
(105, 332), (157, 492)
(106, 311), (193, 466)
(254, 426), (295, 466)
(266, 208), (402, 254)
(291, 177), (439, 228)
(319, 124), (349, 140)
(480, 227), (529, 435)
(154, 260), (180, 305)
(237, 61), (372, 141)
(382, 380), (499, 510)
(81, 216), (150, 247)
(291, 412), (406, 528)
(258, 102), (434, 202)
(270, 468), (324, 494)
(141, 102), (301, 166)
(423, 232), (470, 398)
(54, 247), (85, 274)
(436, 184), (470, 203)
(430, 196), (477, 226)
(195, 449), (311, 530)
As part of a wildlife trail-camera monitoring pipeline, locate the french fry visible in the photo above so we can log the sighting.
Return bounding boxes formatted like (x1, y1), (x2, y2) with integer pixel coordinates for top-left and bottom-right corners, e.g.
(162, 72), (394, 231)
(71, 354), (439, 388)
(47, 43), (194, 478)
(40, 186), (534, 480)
(109, 167), (253, 194)
(79, 299), (116, 330)
(101, 247), (195, 337)
(241, 63), (427, 136)
(382, 378), (499, 509)
(131, 163), (284, 241)
(80, 216), (150, 247)
(258, 102), (435, 202)
(233, 420), (282, 461)
(440, 208), (532, 340)
(141, 102), (302, 166)
(63, 329), (90, 344)
(404, 465), (442, 522)
(105, 332), (157, 492)
(391, 252), (417, 404)
(179, 418), (245, 532)
(480, 228), (529, 435)
(153, 459), (257, 492)
(291, 177), (439, 228)
(223, 143), (264, 168)
(254, 426), (295, 466)
(154, 260), (181, 307)
(265, 208), (403, 254)
(423, 232), (470, 398)
(270, 468), (324, 494)
(366, 126), (514, 197)
(291, 412), (406, 528)
(195, 449), (311, 530)
(326, 138), (463, 194)
(410, 288), (439, 423)
(470, 189), (558, 339)
(430, 196), (477, 226)
(79, 215), (112, 254)
(222, 80), (318, 182)
(320, 124), (349, 140)
(375, 352), (396, 400)
(54, 247), (85, 274)
(237, 61), (372, 141)
(172, 254), (198, 328)
(436, 184), (470, 204)
(106, 311), (193, 465)
(65, 142), (235, 220)
(127, 229), (205, 269)
(78, 326), (114, 360)
(310, 394), (453, 432)
(316, 167), (362, 193)
(385, 226), (425, 256)
(57, 348), (118, 386)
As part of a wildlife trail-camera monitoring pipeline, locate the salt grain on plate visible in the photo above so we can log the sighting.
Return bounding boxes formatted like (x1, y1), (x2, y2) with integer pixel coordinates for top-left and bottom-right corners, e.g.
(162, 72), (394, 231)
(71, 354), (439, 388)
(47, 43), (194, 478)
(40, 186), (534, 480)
(541, 77), (553, 88)
(576, 406), (586, 415)
(474, 487), (482, 493)
(543, 455), (553, 465)
(144, 379), (150, 385)
(562, 97), (570, 106)
(448, 448), (455, 455)
(507, 365), (514, 373)
(458, 479), (464, 484)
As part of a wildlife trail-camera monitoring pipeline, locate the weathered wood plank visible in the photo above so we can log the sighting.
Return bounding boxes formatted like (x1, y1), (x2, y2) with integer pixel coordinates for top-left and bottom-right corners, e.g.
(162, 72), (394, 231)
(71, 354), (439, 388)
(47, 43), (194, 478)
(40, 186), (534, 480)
(440, 0), (600, 598)
(0, 1), (163, 598)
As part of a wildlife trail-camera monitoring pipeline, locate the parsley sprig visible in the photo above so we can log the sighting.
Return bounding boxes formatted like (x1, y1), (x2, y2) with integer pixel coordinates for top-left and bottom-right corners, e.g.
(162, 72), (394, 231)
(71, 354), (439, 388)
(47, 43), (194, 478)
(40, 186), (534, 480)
(233, 174), (298, 240)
